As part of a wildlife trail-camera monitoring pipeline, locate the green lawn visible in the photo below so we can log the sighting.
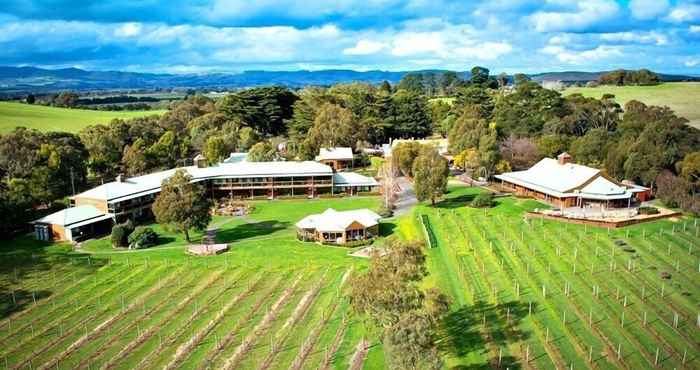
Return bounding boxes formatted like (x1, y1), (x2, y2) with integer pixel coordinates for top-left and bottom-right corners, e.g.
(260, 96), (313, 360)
(0, 196), (386, 370)
(0, 101), (167, 133)
(404, 185), (700, 369)
(564, 82), (700, 129)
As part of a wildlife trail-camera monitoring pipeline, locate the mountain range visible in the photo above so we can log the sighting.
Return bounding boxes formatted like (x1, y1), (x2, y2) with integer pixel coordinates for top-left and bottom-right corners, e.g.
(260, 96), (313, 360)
(0, 66), (698, 94)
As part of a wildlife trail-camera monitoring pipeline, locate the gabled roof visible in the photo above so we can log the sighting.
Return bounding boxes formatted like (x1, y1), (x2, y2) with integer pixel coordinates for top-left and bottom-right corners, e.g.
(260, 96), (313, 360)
(33, 205), (113, 227)
(316, 147), (353, 161)
(495, 158), (600, 195)
(495, 157), (635, 200)
(296, 208), (381, 232)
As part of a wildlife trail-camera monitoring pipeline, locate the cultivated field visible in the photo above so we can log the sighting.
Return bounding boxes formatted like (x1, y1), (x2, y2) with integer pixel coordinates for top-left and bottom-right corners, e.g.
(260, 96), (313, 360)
(0, 196), (385, 369)
(410, 186), (700, 369)
(564, 82), (700, 129)
(0, 102), (167, 133)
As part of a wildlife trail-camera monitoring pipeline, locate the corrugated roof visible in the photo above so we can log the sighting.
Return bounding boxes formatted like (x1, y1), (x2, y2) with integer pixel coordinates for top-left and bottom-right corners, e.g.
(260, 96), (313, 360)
(296, 208), (381, 232)
(74, 161), (334, 202)
(495, 157), (636, 200)
(316, 147), (353, 161)
(496, 158), (600, 194)
(33, 205), (111, 227)
(333, 172), (379, 187)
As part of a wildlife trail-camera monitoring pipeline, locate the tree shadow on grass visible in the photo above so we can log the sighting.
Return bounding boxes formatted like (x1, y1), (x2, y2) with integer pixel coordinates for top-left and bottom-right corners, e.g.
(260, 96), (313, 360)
(435, 194), (478, 209)
(0, 235), (106, 319)
(438, 300), (533, 369)
(379, 221), (396, 237)
(215, 220), (290, 243)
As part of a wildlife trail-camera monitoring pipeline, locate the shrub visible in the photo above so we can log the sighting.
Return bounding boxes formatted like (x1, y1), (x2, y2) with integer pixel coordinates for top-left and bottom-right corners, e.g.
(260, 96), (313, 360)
(471, 192), (494, 208)
(110, 220), (135, 248)
(128, 226), (158, 249)
(638, 206), (659, 215)
(378, 205), (394, 218)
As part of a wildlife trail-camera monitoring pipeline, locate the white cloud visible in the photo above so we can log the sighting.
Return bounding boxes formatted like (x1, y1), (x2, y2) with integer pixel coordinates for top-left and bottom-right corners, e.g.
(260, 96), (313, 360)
(666, 4), (700, 23)
(529, 0), (620, 32)
(685, 59), (699, 67)
(343, 40), (386, 55)
(453, 42), (513, 60)
(540, 44), (623, 64)
(600, 31), (668, 46)
(690, 25), (700, 33)
(629, 0), (669, 20)
(114, 23), (142, 38)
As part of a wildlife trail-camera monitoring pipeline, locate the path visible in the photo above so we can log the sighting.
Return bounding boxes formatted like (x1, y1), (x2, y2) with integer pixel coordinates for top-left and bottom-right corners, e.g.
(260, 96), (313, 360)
(393, 176), (417, 217)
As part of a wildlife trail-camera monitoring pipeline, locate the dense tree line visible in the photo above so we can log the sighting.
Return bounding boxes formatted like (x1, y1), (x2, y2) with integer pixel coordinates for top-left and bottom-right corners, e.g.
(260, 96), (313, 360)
(597, 69), (660, 86)
(2, 68), (698, 238)
(446, 71), (700, 213)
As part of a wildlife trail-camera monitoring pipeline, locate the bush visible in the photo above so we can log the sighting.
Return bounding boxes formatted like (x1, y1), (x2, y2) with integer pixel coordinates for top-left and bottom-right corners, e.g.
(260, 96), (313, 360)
(110, 220), (135, 247)
(471, 192), (494, 208)
(638, 206), (659, 215)
(378, 205), (394, 218)
(128, 226), (158, 249)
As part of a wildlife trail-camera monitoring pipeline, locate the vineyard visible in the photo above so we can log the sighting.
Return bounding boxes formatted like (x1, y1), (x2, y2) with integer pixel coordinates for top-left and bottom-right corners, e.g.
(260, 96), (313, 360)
(0, 258), (376, 369)
(0, 196), (385, 370)
(419, 186), (700, 369)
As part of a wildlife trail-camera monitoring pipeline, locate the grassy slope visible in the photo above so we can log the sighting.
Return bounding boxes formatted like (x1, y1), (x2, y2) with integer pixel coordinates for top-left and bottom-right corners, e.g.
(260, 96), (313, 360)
(0, 196), (386, 370)
(401, 185), (699, 369)
(0, 101), (166, 133)
(564, 82), (700, 129)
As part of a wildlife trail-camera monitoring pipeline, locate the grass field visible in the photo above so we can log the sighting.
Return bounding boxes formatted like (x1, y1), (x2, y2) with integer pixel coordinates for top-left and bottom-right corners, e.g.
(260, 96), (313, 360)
(407, 186), (700, 369)
(0, 196), (386, 370)
(0, 102), (167, 133)
(564, 82), (700, 129)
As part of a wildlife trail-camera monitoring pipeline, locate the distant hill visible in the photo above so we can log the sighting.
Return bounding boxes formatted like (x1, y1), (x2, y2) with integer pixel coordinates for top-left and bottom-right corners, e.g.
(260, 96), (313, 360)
(530, 70), (699, 83)
(0, 66), (697, 94)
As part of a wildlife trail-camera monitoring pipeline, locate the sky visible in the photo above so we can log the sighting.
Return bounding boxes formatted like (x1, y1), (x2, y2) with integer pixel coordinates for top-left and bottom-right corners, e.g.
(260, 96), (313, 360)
(0, 0), (699, 75)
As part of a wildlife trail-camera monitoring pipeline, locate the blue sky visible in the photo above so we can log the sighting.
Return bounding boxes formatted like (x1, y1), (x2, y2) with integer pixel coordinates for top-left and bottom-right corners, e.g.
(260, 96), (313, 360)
(0, 0), (699, 74)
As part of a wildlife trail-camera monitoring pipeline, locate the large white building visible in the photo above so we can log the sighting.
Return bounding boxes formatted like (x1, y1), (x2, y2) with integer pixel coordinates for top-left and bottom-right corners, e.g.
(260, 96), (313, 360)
(495, 153), (650, 209)
(33, 159), (379, 242)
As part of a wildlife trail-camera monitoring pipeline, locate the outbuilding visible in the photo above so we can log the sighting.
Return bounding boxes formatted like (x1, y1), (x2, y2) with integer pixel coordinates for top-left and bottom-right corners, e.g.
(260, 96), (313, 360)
(315, 147), (354, 171)
(296, 208), (381, 245)
(32, 205), (114, 242)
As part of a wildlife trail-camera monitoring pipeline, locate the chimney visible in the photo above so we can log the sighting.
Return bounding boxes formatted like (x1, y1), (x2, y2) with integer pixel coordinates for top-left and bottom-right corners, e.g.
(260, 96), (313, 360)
(116, 174), (124, 183)
(557, 152), (572, 165)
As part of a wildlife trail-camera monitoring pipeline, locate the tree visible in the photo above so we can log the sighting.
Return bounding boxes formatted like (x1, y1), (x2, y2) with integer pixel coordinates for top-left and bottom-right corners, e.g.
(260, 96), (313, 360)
(303, 103), (365, 157)
(218, 86), (298, 136)
(391, 142), (422, 176)
(147, 131), (189, 169)
(413, 149), (449, 205)
(677, 151), (700, 190)
(152, 169), (212, 242)
(349, 238), (449, 369)
(499, 136), (540, 170)
(453, 86), (494, 120)
(26, 94), (35, 104)
(397, 73), (425, 94)
(203, 135), (231, 164)
(122, 138), (149, 176)
(470, 66), (490, 85)
(493, 81), (568, 137)
(247, 141), (276, 162)
(448, 107), (493, 154)
(389, 91), (431, 139)
(453, 148), (480, 172)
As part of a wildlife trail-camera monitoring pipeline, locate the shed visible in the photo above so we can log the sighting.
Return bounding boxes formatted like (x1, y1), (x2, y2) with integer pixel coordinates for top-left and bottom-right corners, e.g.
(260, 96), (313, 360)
(32, 205), (114, 242)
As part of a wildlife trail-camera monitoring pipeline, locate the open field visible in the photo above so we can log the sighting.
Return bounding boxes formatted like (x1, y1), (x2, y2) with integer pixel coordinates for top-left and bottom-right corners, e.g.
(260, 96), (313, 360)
(406, 186), (700, 369)
(0, 196), (385, 369)
(564, 82), (700, 129)
(0, 102), (167, 133)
